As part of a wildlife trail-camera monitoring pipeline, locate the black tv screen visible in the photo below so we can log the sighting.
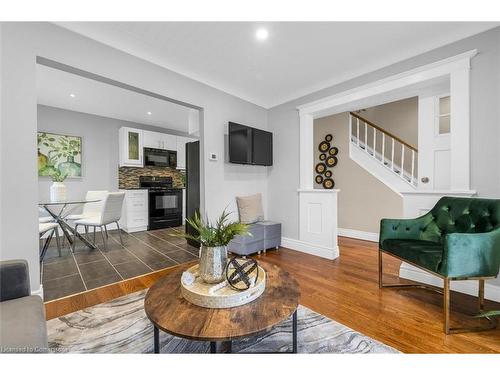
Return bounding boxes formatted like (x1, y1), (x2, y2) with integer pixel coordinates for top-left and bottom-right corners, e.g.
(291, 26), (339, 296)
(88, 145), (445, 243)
(228, 122), (273, 166)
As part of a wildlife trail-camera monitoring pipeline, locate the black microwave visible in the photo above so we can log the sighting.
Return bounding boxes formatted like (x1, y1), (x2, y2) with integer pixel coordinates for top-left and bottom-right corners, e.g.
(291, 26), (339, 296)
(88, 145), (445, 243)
(144, 147), (177, 168)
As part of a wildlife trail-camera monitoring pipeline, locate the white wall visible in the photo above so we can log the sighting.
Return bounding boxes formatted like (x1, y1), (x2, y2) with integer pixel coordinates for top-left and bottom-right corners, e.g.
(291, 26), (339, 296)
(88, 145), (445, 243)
(38, 105), (192, 204)
(1, 22), (268, 292)
(268, 27), (500, 286)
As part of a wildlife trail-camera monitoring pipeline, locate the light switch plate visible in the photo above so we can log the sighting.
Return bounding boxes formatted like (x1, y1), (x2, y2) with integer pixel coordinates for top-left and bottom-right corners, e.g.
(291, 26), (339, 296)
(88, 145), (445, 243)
(209, 152), (218, 161)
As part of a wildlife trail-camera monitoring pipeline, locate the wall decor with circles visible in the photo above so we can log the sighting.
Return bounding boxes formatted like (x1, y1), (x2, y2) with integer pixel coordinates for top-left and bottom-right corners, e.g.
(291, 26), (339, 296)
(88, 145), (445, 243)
(315, 133), (339, 189)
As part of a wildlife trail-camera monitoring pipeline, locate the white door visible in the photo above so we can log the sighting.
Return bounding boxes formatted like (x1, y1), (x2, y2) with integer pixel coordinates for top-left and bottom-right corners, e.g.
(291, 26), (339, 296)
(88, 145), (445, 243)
(418, 94), (451, 190)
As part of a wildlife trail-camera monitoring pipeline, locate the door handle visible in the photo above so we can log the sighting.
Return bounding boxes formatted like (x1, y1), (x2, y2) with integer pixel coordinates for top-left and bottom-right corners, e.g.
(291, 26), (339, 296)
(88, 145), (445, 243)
(421, 177), (429, 183)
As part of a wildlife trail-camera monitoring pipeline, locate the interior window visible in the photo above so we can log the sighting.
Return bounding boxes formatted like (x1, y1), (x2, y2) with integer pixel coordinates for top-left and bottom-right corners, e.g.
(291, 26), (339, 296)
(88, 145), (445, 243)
(438, 96), (450, 134)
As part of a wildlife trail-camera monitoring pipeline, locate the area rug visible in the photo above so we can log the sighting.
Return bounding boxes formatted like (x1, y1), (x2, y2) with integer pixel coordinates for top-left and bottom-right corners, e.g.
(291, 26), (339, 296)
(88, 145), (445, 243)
(47, 290), (399, 354)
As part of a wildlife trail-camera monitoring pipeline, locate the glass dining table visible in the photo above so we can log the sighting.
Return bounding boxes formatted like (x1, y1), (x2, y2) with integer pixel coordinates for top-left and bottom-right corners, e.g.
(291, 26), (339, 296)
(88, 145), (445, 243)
(39, 199), (101, 250)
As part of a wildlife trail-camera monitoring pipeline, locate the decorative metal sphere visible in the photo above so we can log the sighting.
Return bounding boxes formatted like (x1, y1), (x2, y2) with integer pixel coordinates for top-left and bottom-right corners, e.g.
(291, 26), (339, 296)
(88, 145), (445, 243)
(225, 257), (259, 291)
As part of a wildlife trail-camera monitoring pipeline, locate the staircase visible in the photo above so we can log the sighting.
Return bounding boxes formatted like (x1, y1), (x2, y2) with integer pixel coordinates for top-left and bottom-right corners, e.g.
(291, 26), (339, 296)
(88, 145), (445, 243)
(349, 112), (418, 194)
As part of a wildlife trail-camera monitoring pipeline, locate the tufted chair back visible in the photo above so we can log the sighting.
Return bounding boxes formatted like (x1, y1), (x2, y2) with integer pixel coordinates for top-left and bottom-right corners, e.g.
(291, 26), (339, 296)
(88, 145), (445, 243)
(419, 197), (500, 243)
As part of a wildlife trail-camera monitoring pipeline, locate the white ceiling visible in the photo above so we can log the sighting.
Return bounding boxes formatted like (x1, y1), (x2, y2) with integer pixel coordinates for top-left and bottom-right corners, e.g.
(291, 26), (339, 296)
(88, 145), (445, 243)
(56, 22), (499, 108)
(37, 64), (195, 133)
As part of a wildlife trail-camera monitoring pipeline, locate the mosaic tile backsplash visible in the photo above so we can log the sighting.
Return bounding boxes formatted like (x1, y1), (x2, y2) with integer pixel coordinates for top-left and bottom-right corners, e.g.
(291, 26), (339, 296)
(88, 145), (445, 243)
(118, 166), (185, 189)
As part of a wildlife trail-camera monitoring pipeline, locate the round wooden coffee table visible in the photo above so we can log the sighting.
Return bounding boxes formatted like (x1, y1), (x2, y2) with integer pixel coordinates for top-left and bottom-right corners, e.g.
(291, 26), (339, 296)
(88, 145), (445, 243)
(144, 261), (300, 353)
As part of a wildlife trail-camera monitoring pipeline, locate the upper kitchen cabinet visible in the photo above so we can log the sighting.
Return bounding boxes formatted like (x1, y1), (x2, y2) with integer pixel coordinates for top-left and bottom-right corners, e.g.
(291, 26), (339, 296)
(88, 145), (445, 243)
(143, 130), (176, 151)
(176, 136), (197, 169)
(119, 127), (143, 167)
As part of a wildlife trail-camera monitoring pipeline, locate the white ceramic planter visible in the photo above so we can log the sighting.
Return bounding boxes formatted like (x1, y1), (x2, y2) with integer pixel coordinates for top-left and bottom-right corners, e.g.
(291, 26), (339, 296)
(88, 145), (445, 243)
(50, 182), (67, 202)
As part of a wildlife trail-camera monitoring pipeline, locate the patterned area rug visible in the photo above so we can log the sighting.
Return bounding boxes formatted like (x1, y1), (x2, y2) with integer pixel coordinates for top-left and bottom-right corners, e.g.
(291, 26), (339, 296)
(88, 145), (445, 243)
(47, 290), (399, 354)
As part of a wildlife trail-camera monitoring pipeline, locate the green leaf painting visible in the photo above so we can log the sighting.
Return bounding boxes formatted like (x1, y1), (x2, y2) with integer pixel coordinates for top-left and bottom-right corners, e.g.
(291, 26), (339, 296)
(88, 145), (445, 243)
(37, 132), (82, 178)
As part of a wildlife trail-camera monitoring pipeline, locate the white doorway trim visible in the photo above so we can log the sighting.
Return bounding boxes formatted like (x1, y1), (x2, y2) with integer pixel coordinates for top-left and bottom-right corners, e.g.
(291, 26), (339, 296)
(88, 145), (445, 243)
(295, 50), (477, 257)
(297, 49), (477, 190)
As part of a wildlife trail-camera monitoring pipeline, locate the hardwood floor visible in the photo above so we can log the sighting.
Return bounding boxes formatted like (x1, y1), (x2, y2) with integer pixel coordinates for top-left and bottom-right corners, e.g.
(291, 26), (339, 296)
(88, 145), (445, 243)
(44, 236), (500, 353)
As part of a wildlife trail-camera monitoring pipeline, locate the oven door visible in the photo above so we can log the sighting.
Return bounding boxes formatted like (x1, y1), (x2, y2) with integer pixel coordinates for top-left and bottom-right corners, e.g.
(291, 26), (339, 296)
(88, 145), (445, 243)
(144, 148), (170, 167)
(148, 190), (183, 229)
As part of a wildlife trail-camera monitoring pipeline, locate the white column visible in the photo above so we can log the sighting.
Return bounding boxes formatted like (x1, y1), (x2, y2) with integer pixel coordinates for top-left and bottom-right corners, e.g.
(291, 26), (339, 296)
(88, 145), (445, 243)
(299, 113), (314, 189)
(450, 67), (471, 191)
(297, 189), (340, 260)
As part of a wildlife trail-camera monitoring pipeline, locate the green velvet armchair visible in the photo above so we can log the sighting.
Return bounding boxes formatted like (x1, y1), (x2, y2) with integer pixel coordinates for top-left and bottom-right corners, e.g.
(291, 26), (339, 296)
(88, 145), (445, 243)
(378, 196), (500, 334)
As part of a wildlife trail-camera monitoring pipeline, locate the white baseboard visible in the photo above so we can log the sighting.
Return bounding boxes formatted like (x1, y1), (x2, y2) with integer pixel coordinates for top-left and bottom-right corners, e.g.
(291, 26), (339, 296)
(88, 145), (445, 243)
(281, 237), (339, 260)
(399, 263), (500, 303)
(31, 285), (44, 299)
(338, 228), (379, 242)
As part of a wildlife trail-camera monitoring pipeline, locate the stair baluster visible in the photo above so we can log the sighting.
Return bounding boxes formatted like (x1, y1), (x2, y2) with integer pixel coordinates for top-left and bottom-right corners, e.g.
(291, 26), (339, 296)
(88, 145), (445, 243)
(348, 112), (418, 187)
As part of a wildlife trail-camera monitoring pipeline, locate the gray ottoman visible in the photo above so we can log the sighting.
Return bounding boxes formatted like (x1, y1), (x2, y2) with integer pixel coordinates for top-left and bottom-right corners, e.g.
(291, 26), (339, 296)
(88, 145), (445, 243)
(227, 221), (281, 256)
(227, 223), (264, 256)
(257, 221), (282, 251)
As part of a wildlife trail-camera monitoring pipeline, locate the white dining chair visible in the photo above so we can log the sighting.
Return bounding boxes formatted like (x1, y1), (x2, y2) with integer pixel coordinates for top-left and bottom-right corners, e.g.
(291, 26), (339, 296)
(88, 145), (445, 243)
(66, 190), (108, 221)
(73, 192), (125, 249)
(64, 190), (108, 246)
(39, 206), (54, 223)
(39, 222), (61, 263)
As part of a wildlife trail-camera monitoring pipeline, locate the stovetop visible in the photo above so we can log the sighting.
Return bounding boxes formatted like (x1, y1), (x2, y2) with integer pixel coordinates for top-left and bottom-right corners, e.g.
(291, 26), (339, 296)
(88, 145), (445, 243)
(139, 175), (173, 189)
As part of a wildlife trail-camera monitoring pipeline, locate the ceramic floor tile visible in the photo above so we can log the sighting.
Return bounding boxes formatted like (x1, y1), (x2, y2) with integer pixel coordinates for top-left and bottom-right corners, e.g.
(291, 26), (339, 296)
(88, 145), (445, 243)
(78, 259), (119, 282)
(43, 274), (86, 302)
(43, 256), (78, 281)
(114, 260), (152, 279)
(165, 250), (198, 263)
(85, 273), (122, 290)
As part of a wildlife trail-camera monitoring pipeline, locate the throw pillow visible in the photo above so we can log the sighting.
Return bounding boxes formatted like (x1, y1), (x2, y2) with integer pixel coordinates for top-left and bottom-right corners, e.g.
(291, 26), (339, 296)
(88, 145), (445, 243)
(236, 193), (264, 224)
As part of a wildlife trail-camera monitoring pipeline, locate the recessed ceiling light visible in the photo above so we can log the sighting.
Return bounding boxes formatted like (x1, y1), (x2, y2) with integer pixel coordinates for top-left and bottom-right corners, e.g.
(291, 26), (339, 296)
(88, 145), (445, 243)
(255, 28), (269, 41)
(147, 111), (152, 115)
(69, 93), (76, 98)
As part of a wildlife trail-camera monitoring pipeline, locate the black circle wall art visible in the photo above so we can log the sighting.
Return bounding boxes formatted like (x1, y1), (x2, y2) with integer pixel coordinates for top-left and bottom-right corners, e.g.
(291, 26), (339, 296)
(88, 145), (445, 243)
(326, 156), (338, 168)
(315, 134), (339, 188)
(318, 141), (330, 152)
(323, 178), (335, 189)
(315, 163), (326, 174)
(328, 147), (339, 156)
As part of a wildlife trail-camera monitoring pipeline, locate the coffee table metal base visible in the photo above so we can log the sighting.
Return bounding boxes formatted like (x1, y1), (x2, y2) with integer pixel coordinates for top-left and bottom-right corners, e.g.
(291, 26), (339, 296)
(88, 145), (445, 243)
(153, 310), (298, 354)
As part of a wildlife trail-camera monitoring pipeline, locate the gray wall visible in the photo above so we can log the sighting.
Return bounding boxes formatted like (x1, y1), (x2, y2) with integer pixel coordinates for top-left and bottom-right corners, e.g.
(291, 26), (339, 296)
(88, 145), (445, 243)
(268, 26), (500, 241)
(360, 97), (418, 149)
(314, 113), (403, 233)
(1, 22), (268, 292)
(37, 105), (187, 204)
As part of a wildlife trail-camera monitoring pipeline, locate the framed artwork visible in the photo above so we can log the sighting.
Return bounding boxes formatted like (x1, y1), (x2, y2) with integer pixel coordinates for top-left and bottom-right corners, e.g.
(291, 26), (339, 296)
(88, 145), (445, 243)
(37, 131), (82, 178)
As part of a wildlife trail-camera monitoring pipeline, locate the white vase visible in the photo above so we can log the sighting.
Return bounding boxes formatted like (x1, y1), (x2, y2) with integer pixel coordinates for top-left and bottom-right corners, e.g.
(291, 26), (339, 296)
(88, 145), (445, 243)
(50, 182), (67, 202)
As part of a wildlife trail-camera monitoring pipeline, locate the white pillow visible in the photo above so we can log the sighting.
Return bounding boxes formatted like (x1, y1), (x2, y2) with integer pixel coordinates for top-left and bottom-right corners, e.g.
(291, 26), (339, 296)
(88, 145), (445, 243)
(236, 193), (264, 224)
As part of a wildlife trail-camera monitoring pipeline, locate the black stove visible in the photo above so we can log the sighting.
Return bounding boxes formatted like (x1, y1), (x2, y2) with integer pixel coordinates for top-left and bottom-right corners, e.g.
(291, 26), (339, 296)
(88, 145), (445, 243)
(140, 176), (183, 230)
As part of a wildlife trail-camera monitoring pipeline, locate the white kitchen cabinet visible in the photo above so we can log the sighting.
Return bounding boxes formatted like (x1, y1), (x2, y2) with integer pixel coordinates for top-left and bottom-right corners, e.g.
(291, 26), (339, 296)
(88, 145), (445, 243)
(161, 133), (177, 150)
(176, 136), (187, 170)
(176, 136), (197, 170)
(119, 127), (143, 167)
(143, 130), (161, 149)
(119, 189), (149, 233)
(143, 130), (177, 151)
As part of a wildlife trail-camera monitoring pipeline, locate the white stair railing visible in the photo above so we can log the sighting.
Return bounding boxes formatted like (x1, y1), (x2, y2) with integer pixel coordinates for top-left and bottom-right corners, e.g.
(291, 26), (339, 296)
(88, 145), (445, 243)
(349, 112), (418, 187)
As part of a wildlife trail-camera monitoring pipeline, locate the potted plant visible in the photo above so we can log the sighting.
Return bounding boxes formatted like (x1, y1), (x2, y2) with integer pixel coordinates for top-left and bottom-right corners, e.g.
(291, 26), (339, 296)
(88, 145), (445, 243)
(49, 169), (68, 202)
(174, 210), (249, 284)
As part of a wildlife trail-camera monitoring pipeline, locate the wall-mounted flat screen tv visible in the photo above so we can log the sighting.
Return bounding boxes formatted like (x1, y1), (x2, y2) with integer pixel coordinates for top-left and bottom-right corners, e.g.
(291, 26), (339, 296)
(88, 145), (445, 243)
(228, 122), (273, 166)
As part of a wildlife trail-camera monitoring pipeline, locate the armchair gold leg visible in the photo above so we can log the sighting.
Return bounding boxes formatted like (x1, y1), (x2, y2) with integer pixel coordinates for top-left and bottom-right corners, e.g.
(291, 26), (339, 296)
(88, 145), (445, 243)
(378, 249), (440, 291)
(443, 278), (450, 334)
(378, 248), (382, 289)
(443, 278), (497, 334)
(478, 279), (485, 312)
